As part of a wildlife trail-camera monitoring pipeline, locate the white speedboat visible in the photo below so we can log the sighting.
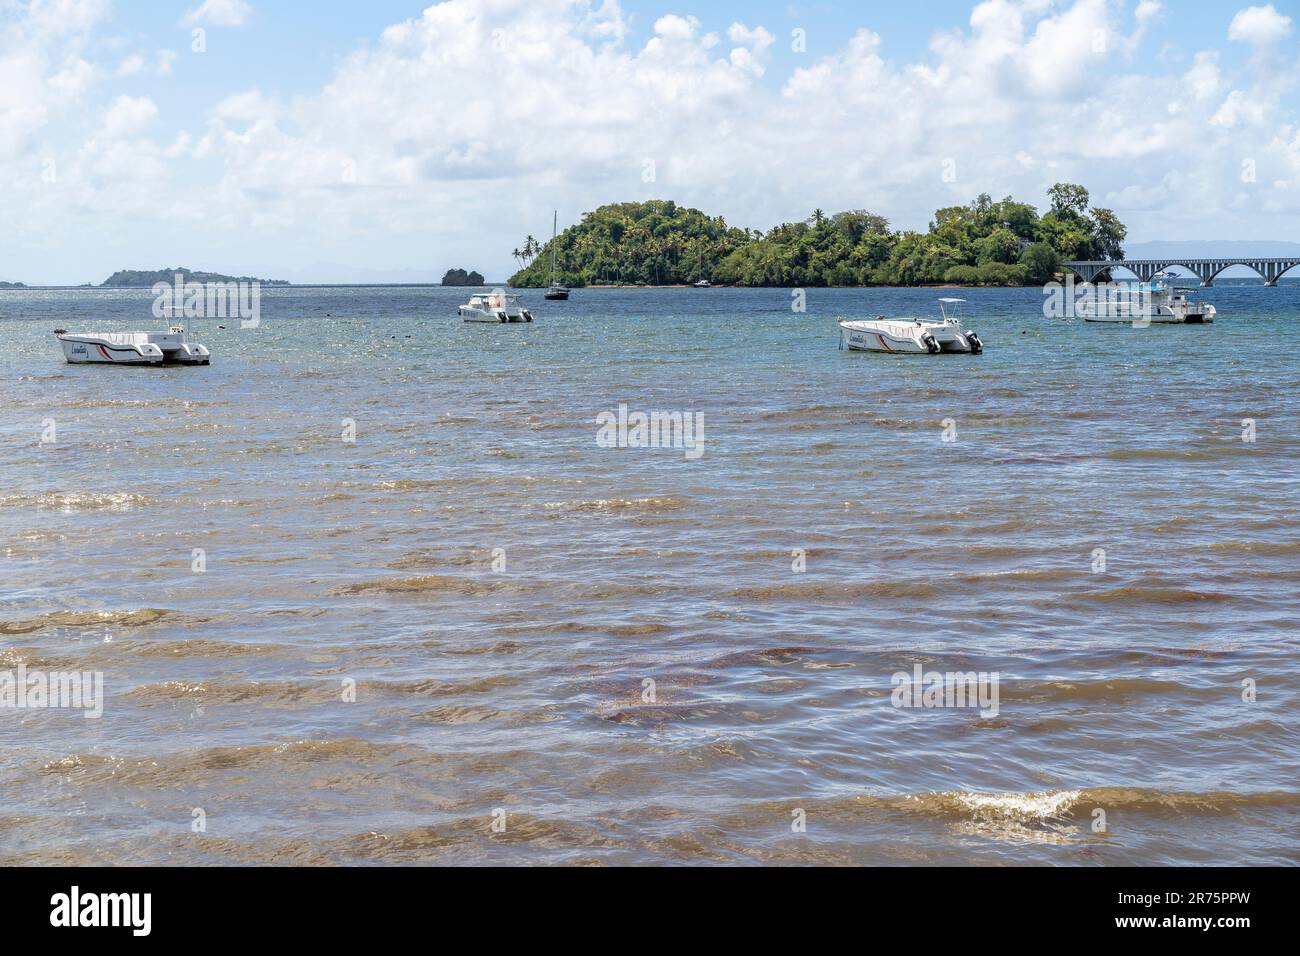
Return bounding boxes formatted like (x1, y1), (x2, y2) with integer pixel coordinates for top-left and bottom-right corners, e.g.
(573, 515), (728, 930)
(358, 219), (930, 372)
(1079, 278), (1215, 324)
(693, 279), (711, 288)
(838, 298), (983, 354)
(458, 289), (534, 323)
(54, 326), (210, 365)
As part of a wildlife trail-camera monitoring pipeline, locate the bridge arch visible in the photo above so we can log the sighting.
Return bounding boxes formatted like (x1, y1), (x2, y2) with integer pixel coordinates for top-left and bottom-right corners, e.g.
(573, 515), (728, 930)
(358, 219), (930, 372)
(1205, 262), (1263, 285)
(1153, 263), (1202, 281)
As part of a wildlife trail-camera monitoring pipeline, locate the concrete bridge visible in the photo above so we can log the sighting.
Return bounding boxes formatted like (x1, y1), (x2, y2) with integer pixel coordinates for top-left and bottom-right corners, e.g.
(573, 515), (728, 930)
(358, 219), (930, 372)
(1062, 258), (1300, 287)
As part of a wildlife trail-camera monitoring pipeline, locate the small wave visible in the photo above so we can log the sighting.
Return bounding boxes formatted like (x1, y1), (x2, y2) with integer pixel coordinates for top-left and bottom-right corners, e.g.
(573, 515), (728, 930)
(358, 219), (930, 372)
(332, 575), (501, 596)
(1106, 447), (1221, 462)
(702, 646), (822, 669)
(1063, 585), (1232, 605)
(992, 452), (1099, 466)
(1208, 540), (1300, 556)
(952, 568), (1075, 583)
(598, 702), (726, 726)
(877, 786), (1300, 821)
(387, 549), (492, 570)
(0, 608), (171, 635)
(494, 621), (670, 637)
(126, 679), (327, 706)
(729, 580), (939, 601)
(382, 675), (519, 697)
(412, 704), (502, 723)
(756, 404), (846, 423)
(370, 478), (462, 491)
(131, 639), (268, 659)
(998, 677), (1192, 703)
(542, 496), (687, 514)
(0, 491), (151, 512)
(39, 739), (414, 785)
(868, 417), (930, 430)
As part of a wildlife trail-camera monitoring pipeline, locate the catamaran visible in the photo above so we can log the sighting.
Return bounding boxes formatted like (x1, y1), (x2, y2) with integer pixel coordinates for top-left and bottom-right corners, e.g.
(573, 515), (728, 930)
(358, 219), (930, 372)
(1078, 275), (1216, 324)
(544, 211), (569, 301)
(458, 289), (534, 323)
(54, 326), (211, 365)
(838, 298), (983, 354)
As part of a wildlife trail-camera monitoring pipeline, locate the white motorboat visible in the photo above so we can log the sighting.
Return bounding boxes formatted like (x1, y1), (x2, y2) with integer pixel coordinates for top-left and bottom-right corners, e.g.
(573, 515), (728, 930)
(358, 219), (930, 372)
(54, 326), (210, 365)
(458, 289), (534, 323)
(838, 298), (983, 354)
(693, 279), (711, 288)
(1079, 277), (1215, 324)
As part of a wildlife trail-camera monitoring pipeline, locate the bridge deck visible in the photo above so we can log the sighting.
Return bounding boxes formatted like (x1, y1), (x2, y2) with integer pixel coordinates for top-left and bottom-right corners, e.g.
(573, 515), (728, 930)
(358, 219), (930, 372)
(1062, 258), (1300, 287)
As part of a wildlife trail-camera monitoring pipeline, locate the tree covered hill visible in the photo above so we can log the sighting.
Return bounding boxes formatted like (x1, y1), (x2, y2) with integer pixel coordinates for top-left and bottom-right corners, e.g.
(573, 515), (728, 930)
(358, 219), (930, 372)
(101, 267), (289, 287)
(508, 185), (1125, 288)
(441, 268), (485, 286)
(508, 200), (751, 287)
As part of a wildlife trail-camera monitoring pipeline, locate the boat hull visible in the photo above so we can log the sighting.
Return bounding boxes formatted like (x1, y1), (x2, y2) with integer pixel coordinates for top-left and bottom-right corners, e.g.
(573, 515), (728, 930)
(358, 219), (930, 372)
(838, 320), (977, 354)
(460, 307), (532, 323)
(543, 290), (569, 301)
(58, 335), (162, 364)
(56, 331), (210, 365)
(1083, 308), (1215, 324)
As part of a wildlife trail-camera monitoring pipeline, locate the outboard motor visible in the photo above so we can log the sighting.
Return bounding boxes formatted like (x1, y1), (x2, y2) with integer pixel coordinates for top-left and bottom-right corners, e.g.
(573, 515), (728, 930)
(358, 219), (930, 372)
(498, 312), (508, 322)
(965, 330), (983, 354)
(921, 332), (940, 354)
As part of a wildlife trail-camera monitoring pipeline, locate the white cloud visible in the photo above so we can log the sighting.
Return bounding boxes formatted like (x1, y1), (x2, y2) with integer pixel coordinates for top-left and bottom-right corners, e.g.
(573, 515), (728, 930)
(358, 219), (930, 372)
(115, 54), (144, 77)
(183, 0), (254, 28)
(102, 95), (159, 138)
(1184, 51), (1221, 101)
(653, 15), (699, 41)
(1228, 5), (1292, 45)
(5, 0), (1300, 283)
(23, 0), (113, 38)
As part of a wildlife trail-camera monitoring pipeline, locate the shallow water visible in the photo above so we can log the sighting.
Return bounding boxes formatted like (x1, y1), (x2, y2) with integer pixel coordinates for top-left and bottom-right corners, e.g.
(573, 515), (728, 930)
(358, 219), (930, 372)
(1, 283), (1297, 865)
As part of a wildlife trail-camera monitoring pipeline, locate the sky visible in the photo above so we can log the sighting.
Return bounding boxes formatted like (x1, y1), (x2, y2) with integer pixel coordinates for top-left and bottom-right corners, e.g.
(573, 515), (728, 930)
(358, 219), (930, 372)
(2, 0), (1299, 284)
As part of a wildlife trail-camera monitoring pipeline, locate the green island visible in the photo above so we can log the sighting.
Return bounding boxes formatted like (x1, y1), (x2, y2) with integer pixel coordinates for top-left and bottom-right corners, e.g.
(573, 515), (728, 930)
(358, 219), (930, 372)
(100, 267), (290, 287)
(508, 184), (1124, 288)
(441, 268), (485, 286)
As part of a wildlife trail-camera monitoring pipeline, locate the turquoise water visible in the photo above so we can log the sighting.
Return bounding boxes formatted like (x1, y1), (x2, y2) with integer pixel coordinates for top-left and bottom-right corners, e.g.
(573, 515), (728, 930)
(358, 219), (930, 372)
(1, 284), (1297, 864)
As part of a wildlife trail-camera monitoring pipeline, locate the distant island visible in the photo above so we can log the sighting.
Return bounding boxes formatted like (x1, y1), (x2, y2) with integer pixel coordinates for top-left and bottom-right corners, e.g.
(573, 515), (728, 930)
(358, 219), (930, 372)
(441, 268), (485, 286)
(0, 281), (26, 289)
(508, 186), (1126, 288)
(100, 267), (290, 287)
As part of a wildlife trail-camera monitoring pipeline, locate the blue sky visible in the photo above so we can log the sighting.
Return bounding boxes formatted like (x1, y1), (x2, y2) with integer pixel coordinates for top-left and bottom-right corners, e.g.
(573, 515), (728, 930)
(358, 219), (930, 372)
(3, 0), (1299, 283)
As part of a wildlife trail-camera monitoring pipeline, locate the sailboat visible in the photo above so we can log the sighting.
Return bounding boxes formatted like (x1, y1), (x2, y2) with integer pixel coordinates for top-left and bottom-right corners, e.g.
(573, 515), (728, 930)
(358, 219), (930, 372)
(544, 210), (569, 300)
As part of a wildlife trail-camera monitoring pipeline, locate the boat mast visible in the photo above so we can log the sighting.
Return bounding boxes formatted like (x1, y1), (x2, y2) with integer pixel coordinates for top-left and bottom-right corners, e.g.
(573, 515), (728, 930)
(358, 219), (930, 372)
(550, 210), (558, 287)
